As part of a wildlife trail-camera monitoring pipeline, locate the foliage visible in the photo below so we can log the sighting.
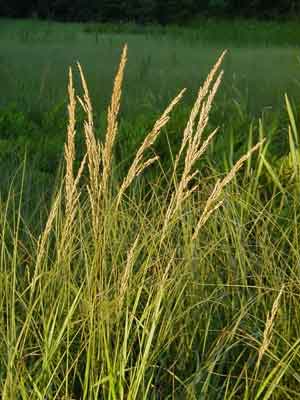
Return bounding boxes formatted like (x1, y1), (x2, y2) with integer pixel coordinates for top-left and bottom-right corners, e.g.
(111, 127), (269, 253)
(0, 0), (299, 22)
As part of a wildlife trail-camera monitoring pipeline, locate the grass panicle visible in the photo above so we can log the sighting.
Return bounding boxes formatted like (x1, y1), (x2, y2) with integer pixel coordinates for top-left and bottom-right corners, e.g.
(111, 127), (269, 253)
(102, 44), (128, 194)
(117, 87), (186, 206)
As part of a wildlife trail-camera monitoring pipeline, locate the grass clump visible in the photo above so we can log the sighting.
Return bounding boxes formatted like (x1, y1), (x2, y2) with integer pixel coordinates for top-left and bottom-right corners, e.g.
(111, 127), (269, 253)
(1, 45), (300, 399)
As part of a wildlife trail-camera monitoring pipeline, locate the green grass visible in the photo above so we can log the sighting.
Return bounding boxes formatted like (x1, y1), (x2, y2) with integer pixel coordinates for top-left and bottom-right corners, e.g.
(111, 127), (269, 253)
(1, 17), (300, 116)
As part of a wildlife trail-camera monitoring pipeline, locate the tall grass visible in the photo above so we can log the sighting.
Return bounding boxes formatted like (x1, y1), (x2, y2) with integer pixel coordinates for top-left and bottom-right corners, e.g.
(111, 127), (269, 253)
(1, 46), (300, 399)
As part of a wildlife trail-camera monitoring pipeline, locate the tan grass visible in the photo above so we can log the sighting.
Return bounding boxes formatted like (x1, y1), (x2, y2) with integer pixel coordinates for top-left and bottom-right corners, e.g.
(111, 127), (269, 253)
(72, 48), (265, 247)
(76, 46), (127, 239)
(77, 62), (102, 239)
(64, 67), (76, 216)
(61, 67), (86, 261)
(102, 44), (128, 194)
(256, 286), (284, 371)
(116, 88), (186, 206)
(192, 139), (265, 239)
(77, 63), (101, 194)
(175, 50), (227, 166)
(30, 193), (61, 299)
(117, 233), (140, 312)
(155, 50), (264, 241)
(162, 52), (226, 235)
(64, 68), (86, 222)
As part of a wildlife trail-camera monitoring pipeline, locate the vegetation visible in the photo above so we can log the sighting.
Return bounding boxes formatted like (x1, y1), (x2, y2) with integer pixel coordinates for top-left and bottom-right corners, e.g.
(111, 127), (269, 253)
(1, 17), (300, 398)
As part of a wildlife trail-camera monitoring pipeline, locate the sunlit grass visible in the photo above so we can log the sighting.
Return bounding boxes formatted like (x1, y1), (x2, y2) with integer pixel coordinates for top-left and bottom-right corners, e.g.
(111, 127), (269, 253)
(1, 44), (300, 399)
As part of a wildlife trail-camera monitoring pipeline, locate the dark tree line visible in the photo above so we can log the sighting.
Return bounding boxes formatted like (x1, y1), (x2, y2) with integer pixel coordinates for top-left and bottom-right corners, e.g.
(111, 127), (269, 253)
(0, 0), (299, 22)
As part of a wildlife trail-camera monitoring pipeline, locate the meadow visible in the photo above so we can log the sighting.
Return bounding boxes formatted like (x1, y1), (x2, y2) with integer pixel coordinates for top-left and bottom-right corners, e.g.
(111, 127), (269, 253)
(1, 18), (300, 201)
(1, 18), (300, 398)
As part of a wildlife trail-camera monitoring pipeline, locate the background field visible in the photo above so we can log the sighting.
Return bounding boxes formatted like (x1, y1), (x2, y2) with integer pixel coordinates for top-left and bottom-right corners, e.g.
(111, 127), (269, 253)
(1, 19), (300, 206)
(1, 18), (300, 115)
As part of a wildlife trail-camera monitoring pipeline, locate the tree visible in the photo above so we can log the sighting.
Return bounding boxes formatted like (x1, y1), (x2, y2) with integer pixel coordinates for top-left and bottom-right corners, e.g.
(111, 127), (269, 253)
(125, 0), (156, 24)
(0, 0), (35, 17)
(100, 0), (127, 21)
(0, 0), (299, 22)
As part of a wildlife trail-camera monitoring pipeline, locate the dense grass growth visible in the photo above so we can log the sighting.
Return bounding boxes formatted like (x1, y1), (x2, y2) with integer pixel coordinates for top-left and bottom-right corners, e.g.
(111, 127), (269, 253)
(1, 41), (300, 399)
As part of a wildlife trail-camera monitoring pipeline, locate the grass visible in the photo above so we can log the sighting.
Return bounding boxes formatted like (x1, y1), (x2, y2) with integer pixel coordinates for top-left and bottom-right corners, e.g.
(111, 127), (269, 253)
(1, 38), (300, 399)
(1, 17), (300, 116)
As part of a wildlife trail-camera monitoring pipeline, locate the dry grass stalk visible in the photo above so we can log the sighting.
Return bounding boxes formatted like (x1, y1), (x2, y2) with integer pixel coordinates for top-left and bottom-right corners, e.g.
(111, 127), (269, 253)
(61, 67), (87, 264)
(37, 194), (60, 256)
(77, 62), (101, 196)
(34, 193), (60, 277)
(256, 286), (284, 371)
(192, 139), (264, 239)
(76, 46), (127, 238)
(118, 233), (140, 311)
(77, 62), (102, 239)
(175, 50), (227, 167)
(64, 67), (76, 216)
(64, 68), (86, 222)
(102, 44), (128, 194)
(169, 126), (218, 216)
(116, 88), (186, 206)
(162, 54), (226, 235)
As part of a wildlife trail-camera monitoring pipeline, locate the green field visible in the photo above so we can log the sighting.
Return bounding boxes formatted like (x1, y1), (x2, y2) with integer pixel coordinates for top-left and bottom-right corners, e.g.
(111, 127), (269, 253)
(1, 18), (300, 399)
(1, 19), (300, 183)
(1, 18), (300, 114)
